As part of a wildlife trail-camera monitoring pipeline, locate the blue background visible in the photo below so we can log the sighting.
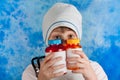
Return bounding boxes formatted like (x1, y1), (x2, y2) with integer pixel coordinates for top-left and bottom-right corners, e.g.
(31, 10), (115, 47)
(0, 0), (120, 80)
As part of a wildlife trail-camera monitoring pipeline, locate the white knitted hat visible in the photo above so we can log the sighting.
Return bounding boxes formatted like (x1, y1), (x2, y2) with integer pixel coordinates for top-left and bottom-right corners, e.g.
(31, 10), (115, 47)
(42, 3), (82, 45)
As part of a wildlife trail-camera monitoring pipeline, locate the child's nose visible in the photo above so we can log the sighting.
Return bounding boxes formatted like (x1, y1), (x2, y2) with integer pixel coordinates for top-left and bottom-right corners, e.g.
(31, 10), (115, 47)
(62, 39), (67, 44)
(61, 35), (68, 44)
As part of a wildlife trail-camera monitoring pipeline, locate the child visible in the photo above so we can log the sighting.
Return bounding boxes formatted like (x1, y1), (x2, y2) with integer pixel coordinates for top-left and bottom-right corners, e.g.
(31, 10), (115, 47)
(22, 3), (108, 80)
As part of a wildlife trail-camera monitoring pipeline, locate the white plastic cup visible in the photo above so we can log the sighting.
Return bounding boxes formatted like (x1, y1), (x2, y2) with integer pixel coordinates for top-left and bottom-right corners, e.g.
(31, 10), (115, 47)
(46, 51), (67, 73)
(66, 48), (82, 70)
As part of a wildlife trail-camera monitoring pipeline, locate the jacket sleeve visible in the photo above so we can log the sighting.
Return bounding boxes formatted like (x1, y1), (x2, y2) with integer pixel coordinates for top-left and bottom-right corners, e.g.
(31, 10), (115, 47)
(22, 64), (37, 80)
(90, 61), (108, 80)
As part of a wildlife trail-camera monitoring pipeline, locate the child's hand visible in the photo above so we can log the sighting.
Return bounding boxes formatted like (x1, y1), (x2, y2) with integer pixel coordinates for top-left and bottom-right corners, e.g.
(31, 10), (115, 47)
(38, 53), (65, 80)
(67, 50), (97, 80)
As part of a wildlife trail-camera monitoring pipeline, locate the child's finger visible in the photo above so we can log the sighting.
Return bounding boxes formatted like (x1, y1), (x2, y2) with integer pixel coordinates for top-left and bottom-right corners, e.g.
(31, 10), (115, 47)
(72, 50), (88, 60)
(72, 69), (84, 73)
(42, 53), (55, 65)
(45, 56), (62, 68)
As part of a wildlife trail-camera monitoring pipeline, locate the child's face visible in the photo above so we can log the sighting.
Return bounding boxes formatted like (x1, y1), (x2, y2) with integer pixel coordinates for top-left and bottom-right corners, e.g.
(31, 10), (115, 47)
(48, 27), (77, 43)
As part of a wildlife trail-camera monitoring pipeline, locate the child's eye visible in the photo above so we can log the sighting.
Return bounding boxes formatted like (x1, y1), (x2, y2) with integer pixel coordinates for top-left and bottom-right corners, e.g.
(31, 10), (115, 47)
(55, 36), (61, 39)
(68, 34), (75, 39)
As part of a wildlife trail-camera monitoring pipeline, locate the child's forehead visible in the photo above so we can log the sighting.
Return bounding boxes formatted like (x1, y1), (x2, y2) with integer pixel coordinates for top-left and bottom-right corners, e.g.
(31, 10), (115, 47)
(52, 26), (74, 32)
